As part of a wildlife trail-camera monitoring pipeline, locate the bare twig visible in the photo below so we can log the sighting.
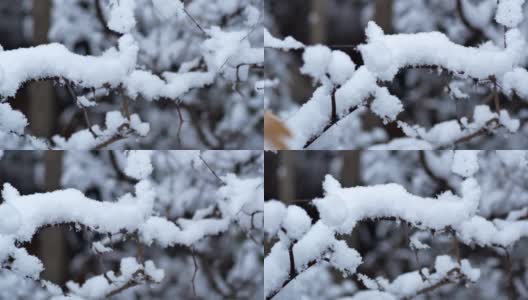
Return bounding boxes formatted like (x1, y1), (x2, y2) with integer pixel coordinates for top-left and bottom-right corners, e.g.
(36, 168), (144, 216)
(191, 249), (199, 296)
(199, 154), (225, 185)
(183, 8), (207, 36)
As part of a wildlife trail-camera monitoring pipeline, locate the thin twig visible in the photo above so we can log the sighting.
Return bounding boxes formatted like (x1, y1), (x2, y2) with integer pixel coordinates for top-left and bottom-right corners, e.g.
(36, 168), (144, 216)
(183, 8), (207, 36)
(199, 154), (225, 184)
(191, 249), (199, 296)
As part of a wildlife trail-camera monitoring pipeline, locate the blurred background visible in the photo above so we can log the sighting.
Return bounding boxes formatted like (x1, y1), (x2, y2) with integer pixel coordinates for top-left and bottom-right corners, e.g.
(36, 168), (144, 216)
(265, 150), (528, 299)
(265, 0), (528, 149)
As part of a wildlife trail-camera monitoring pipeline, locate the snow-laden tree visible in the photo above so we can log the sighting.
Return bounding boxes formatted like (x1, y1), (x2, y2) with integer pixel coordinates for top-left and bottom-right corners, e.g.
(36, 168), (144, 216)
(1, 0), (263, 149)
(265, 0), (528, 150)
(264, 150), (528, 299)
(0, 150), (263, 299)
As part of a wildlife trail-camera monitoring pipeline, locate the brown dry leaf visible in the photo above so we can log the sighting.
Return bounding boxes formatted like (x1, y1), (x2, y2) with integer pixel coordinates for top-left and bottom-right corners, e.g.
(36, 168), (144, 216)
(264, 111), (292, 150)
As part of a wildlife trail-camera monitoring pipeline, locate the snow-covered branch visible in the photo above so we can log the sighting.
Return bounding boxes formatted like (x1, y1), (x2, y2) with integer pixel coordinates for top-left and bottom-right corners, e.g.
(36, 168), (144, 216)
(264, 150), (528, 299)
(1, 0), (264, 149)
(265, 1), (528, 149)
(0, 150), (263, 298)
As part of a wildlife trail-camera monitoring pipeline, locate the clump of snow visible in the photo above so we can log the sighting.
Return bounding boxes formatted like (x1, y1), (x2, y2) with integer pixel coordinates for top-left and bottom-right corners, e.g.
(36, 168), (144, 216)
(92, 242), (112, 254)
(76, 96), (96, 108)
(473, 105), (496, 126)
(124, 70), (216, 101)
(330, 240), (362, 276)
(327, 50), (356, 85)
(457, 215), (528, 247)
(0, 103), (28, 134)
(460, 259), (481, 282)
(11, 248), (44, 279)
(378, 255), (479, 298)
(499, 110), (520, 132)
(292, 221), (335, 270)
(282, 205), (312, 240)
(65, 257), (164, 298)
(140, 215), (229, 247)
(409, 234), (430, 250)
(144, 260), (165, 282)
(217, 174), (263, 231)
(51, 111), (150, 150)
(264, 28), (304, 50)
(448, 82), (469, 99)
(202, 27), (258, 72)
(496, 0), (526, 28)
(371, 88), (404, 123)
(300, 45), (332, 81)
(125, 150), (153, 180)
(452, 151), (480, 177)
(502, 68), (528, 98)
(264, 200), (287, 236)
(108, 0), (137, 34)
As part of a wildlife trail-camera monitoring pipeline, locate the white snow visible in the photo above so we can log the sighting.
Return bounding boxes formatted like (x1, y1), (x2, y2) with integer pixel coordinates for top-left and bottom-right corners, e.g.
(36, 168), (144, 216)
(409, 234), (430, 250)
(300, 45), (333, 81)
(140, 173), (262, 247)
(0, 181), (155, 241)
(349, 291), (396, 300)
(124, 70), (215, 101)
(264, 200), (287, 236)
(264, 28), (304, 50)
(502, 68), (528, 98)
(457, 215), (528, 247)
(264, 242), (290, 298)
(65, 257), (164, 298)
(108, 0), (137, 34)
(384, 104), (512, 149)
(51, 111), (150, 150)
(380, 255), (480, 298)
(287, 67), (378, 148)
(125, 150), (153, 180)
(371, 88), (404, 123)
(314, 175), (480, 233)
(499, 110), (520, 132)
(0, 103), (27, 134)
(452, 151), (480, 177)
(281, 205), (312, 240)
(327, 50), (356, 85)
(359, 22), (526, 81)
(0, 35), (138, 98)
(496, 0), (526, 27)
(329, 240), (362, 276)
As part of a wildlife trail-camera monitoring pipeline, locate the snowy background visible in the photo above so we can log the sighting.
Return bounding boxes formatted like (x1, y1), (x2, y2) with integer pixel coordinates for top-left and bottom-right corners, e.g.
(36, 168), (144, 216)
(265, 150), (528, 299)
